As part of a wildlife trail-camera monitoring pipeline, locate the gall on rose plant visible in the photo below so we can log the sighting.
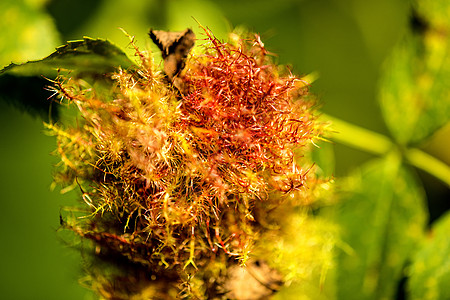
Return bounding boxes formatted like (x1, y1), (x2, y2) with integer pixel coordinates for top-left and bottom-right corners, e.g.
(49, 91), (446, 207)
(47, 28), (335, 299)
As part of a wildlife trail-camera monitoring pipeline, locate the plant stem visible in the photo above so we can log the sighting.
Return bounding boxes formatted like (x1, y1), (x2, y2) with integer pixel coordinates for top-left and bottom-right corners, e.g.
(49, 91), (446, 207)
(321, 114), (393, 156)
(405, 149), (450, 188)
(321, 114), (450, 188)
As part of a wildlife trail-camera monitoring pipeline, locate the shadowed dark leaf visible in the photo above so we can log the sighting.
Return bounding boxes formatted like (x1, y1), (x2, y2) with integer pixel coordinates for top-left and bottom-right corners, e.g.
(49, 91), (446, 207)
(0, 38), (135, 120)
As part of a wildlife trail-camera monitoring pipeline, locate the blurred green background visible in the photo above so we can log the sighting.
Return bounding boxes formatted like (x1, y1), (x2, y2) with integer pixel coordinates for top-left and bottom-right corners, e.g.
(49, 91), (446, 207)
(1, 0), (448, 299)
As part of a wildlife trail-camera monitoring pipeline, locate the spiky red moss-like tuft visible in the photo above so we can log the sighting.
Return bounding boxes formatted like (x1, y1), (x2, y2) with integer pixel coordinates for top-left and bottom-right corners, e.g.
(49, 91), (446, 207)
(50, 29), (321, 298)
(180, 32), (316, 198)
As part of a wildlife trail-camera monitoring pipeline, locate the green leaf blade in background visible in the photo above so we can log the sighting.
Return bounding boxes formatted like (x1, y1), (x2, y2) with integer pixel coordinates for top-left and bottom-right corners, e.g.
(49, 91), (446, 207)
(332, 155), (428, 300)
(378, 1), (450, 146)
(414, 0), (450, 29)
(0, 0), (60, 69)
(407, 211), (450, 300)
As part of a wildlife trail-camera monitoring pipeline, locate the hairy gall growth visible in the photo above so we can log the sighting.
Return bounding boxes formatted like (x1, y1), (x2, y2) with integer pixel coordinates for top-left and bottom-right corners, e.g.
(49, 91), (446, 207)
(49, 28), (326, 299)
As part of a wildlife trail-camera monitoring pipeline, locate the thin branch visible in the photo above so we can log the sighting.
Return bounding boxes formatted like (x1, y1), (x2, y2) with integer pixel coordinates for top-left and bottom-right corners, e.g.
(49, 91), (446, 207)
(321, 113), (450, 188)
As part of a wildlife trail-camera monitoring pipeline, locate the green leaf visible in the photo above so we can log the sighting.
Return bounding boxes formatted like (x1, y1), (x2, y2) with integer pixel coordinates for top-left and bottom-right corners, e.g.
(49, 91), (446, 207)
(407, 211), (450, 300)
(332, 154), (428, 300)
(378, 31), (450, 145)
(0, 0), (60, 68)
(0, 38), (134, 119)
(1, 37), (134, 78)
(414, 0), (450, 29)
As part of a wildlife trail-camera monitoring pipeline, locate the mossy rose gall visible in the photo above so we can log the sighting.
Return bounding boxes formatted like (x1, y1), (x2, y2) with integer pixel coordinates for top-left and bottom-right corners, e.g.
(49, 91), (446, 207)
(48, 27), (330, 299)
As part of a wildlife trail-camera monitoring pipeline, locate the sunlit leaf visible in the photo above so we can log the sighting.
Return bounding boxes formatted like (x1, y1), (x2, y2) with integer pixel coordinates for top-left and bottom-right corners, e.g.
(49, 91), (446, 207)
(407, 211), (450, 300)
(332, 155), (428, 300)
(378, 4), (450, 145)
(0, 0), (60, 68)
(415, 0), (450, 29)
